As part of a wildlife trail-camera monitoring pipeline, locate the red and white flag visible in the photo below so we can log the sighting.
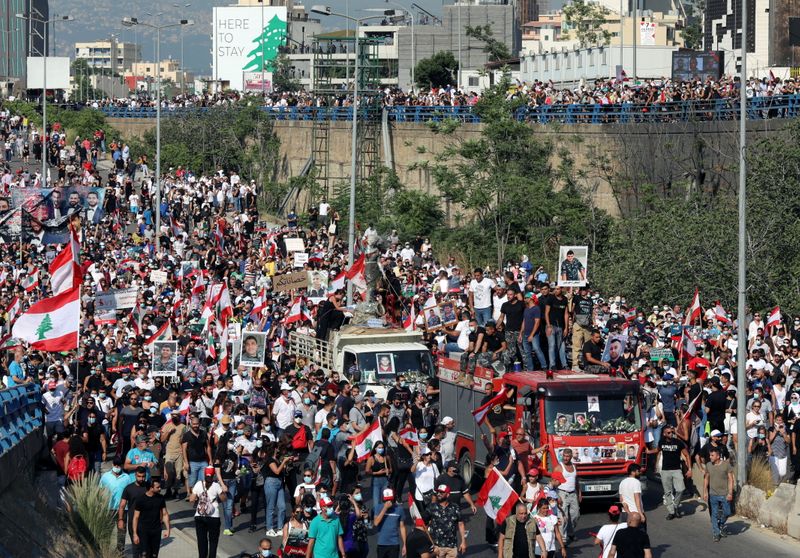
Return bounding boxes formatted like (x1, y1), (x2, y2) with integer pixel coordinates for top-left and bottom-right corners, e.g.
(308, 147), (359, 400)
(713, 302), (730, 324)
(684, 288), (701, 326)
(350, 420), (383, 462)
(49, 228), (81, 295)
(472, 388), (512, 425)
(399, 426), (419, 447)
(250, 287), (268, 319)
(191, 272), (205, 295)
(285, 296), (311, 325)
(6, 297), (21, 324)
(477, 467), (519, 525)
(328, 271), (346, 293)
(676, 328), (696, 359)
(345, 253), (367, 293)
(403, 301), (416, 332)
(12, 286), (80, 352)
(130, 302), (143, 336)
(407, 493), (425, 527)
(767, 306), (782, 329)
(20, 269), (39, 293)
(144, 320), (172, 346)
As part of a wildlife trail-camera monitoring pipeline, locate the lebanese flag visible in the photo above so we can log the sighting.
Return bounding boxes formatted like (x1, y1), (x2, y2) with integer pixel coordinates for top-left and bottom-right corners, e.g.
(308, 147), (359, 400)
(6, 297), (21, 324)
(49, 228), (81, 295)
(172, 290), (182, 315)
(218, 321), (230, 375)
(144, 320), (172, 346)
(403, 301), (416, 332)
(477, 467), (519, 525)
(676, 328), (696, 359)
(767, 306), (782, 329)
(472, 388), (512, 425)
(177, 395), (193, 415)
(682, 390), (703, 423)
(205, 327), (217, 360)
(12, 286), (79, 352)
(21, 269), (39, 293)
(623, 307), (637, 323)
(345, 253), (367, 293)
(714, 302), (730, 324)
(408, 493), (425, 527)
(250, 287), (267, 319)
(350, 420), (383, 462)
(130, 302), (143, 336)
(191, 272), (205, 295)
(217, 283), (233, 325)
(684, 288), (701, 326)
(285, 296), (311, 325)
(399, 426), (419, 447)
(329, 271), (346, 293)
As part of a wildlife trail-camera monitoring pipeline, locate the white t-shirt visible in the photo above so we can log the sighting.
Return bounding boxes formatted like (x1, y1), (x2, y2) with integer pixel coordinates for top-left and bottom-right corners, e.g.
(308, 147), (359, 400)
(534, 514), (560, 552)
(293, 482), (318, 501)
(455, 320), (471, 350)
(469, 277), (496, 310)
(596, 522), (628, 558)
(192, 480), (224, 518)
(272, 396), (296, 429)
(413, 462), (439, 499)
(618, 477), (642, 513)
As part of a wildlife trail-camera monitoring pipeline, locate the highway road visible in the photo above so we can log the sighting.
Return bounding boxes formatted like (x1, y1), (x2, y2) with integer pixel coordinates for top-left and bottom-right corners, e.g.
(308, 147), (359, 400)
(164, 478), (800, 558)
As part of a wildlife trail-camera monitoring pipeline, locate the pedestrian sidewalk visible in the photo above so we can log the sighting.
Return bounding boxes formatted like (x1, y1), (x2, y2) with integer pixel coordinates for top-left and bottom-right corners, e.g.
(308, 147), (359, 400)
(161, 525), (201, 558)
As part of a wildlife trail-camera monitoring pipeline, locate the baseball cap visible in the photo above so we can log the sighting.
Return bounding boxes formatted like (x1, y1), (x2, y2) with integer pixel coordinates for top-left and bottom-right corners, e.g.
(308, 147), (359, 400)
(280, 382), (292, 391)
(436, 484), (451, 495)
(319, 495), (335, 508)
(420, 446), (432, 456)
(527, 467), (540, 477)
(710, 429), (723, 437)
(440, 416), (454, 426)
(382, 488), (395, 502)
(662, 373), (674, 381)
(608, 504), (622, 515)
(220, 415), (233, 425)
(293, 410), (303, 418)
(135, 434), (148, 443)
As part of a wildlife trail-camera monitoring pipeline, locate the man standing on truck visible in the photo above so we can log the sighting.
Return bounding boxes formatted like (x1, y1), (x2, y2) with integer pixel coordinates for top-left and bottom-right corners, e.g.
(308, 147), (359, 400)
(497, 286), (525, 367)
(571, 285), (594, 371)
(469, 268), (496, 327)
(553, 448), (581, 543)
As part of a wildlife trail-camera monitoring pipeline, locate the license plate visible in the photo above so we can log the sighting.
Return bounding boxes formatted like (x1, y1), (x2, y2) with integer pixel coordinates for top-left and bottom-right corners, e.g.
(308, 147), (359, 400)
(584, 484), (612, 492)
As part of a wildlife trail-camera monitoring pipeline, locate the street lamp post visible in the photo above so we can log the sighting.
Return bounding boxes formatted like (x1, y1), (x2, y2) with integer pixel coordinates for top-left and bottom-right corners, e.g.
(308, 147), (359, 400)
(174, 4), (191, 96)
(16, 13), (74, 187)
(122, 16), (194, 254)
(311, 6), (383, 305)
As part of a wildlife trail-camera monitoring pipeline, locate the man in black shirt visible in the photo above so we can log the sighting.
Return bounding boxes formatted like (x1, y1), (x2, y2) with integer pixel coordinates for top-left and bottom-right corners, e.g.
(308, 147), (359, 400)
(697, 429), (730, 465)
(498, 501), (546, 558)
(646, 426), (691, 519)
(459, 319), (484, 376)
(704, 377), (727, 433)
(477, 321), (507, 369)
(118, 468), (149, 555)
(498, 287), (525, 367)
(609, 512), (652, 557)
(405, 512), (434, 558)
(571, 285), (594, 371)
(582, 330), (609, 374)
(544, 285), (569, 370)
(133, 477), (170, 557)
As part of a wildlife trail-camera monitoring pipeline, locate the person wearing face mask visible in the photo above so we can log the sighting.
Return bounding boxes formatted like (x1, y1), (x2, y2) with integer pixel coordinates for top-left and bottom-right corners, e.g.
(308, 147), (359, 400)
(293, 466), (320, 506)
(190, 465), (227, 558)
(161, 410), (188, 499)
(100, 455), (132, 516)
(233, 365), (253, 393)
(42, 380), (66, 440)
(387, 375), (412, 406)
(82, 409), (109, 473)
(214, 430), (243, 536)
(307, 495), (346, 558)
(135, 367), (155, 391)
(366, 441), (391, 507)
(250, 537), (273, 558)
(112, 368), (137, 398)
(282, 505), (311, 556)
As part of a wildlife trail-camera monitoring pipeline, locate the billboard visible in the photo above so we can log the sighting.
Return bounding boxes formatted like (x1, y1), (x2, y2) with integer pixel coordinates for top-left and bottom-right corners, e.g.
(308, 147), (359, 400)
(213, 6), (287, 91)
(671, 50), (724, 82)
(27, 57), (71, 90)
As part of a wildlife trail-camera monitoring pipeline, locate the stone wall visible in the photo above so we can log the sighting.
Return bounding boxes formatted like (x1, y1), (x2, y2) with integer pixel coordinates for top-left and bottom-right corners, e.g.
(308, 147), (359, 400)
(106, 116), (789, 218)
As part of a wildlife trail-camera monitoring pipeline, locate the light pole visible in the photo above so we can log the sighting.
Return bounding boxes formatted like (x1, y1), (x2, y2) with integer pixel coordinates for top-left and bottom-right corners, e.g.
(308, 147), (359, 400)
(457, 0), (462, 89)
(735, 0), (748, 491)
(122, 16), (194, 254)
(174, 4), (191, 96)
(16, 13), (74, 187)
(385, 1), (414, 90)
(311, 5), (383, 305)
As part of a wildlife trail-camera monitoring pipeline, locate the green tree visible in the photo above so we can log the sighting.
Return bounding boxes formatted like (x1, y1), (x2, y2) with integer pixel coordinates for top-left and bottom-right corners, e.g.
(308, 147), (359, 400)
(272, 54), (302, 93)
(414, 51), (459, 89)
(70, 58), (106, 101)
(681, 1), (705, 50)
(243, 14), (287, 73)
(562, 0), (612, 47)
(36, 314), (53, 340)
(465, 24), (512, 62)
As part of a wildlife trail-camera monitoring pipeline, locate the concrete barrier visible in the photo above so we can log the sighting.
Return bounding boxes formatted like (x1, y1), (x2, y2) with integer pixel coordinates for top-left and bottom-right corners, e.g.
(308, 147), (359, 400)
(740, 482), (800, 538)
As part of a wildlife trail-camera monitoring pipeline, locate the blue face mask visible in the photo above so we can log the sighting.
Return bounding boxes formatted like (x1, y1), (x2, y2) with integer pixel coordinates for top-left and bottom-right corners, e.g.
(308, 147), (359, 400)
(261, 551), (271, 557)
(303, 398), (311, 405)
(112, 466), (122, 474)
(419, 433), (428, 440)
(376, 447), (385, 455)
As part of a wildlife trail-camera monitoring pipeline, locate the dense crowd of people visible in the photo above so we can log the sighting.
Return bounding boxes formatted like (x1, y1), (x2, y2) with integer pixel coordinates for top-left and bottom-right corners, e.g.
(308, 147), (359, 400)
(1, 99), (800, 558)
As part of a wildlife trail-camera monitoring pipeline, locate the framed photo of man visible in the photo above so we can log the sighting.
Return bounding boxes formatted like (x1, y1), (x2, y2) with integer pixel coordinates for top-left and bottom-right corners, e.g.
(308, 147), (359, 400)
(375, 353), (396, 375)
(152, 341), (179, 377)
(438, 301), (458, 326)
(240, 332), (267, 367)
(307, 270), (329, 299)
(423, 305), (443, 331)
(601, 334), (628, 368)
(556, 245), (589, 287)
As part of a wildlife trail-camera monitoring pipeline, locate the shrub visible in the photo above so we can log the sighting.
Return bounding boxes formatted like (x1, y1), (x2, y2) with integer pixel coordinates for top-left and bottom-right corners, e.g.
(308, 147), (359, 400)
(747, 456), (774, 495)
(62, 473), (118, 557)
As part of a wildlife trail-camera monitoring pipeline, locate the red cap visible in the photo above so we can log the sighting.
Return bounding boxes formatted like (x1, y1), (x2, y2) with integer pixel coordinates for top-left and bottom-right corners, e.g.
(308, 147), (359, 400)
(320, 496), (335, 508)
(435, 484), (451, 496)
(608, 505), (622, 515)
(203, 466), (215, 477)
(527, 467), (540, 477)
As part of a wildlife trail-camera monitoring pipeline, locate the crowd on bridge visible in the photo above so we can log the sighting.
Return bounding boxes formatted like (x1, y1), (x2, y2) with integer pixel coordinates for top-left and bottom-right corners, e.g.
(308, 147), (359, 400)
(1, 102), (800, 558)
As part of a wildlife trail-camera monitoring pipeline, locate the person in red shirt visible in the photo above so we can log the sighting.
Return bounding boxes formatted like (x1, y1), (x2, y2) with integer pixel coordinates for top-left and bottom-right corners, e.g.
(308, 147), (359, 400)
(51, 430), (71, 483)
(511, 428), (548, 492)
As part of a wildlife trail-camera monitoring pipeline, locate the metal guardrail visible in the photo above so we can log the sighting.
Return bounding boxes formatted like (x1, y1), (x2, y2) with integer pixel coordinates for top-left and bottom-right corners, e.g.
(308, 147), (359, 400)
(97, 95), (800, 124)
(0, 383), (43, 456)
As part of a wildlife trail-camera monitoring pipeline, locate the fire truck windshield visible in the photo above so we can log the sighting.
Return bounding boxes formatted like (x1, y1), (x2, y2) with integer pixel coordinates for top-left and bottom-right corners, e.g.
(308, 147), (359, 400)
(544, 393), (640, 435)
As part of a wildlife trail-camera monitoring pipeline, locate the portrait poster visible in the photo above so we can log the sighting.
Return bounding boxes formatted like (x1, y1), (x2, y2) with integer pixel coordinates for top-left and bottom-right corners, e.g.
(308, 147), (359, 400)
(152, 341), (179, 377)
(438, 301), (458, 326)
(601, 334), (628, 365)
(239, 331), (267, 367)
(375, 353), (396, 375)
(306, 270), (329, 299)
(423, 305), (443, 331)
(556, 245), (588, 287)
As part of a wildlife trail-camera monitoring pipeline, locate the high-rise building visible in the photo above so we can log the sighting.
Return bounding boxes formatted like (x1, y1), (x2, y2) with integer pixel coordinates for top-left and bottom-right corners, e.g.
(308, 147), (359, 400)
(75, 39), (141, 74)
(518, 0), (539, 25)
(0, 0), (49, 92)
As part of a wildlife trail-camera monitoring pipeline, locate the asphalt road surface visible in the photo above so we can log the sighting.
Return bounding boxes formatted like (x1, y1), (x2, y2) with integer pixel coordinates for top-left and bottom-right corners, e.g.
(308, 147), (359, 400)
(164, 478), (800, 558)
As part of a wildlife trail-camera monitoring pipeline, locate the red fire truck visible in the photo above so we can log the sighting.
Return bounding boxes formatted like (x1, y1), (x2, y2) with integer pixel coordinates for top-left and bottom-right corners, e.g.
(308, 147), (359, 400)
(438, 357), (647, 499)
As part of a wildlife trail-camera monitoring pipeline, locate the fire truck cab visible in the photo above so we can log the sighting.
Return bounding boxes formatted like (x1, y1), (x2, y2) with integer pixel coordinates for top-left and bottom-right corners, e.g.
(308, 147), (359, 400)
(438, 356), (647, 499)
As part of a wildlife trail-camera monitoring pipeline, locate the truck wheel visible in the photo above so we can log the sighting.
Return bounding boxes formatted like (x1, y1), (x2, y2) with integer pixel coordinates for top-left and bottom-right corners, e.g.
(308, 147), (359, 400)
(458, 452), (473, 487)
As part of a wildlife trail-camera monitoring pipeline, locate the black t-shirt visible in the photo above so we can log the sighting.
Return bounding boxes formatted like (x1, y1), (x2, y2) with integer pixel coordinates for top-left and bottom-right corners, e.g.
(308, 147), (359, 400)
(658, 437), (686, 471)
(483, 331), (504, 353)
(699, 441), (730, 463)
(705, 390), (727, 423)
(582, 339), (603, 363)
(134, 492), (166, 531)
(611, 527), (651, 558)
(434, 473), (467, 505)
(468, 327), (486, 350)
(181, 428), (209, 462)
(121, 481), (148, 522)
(572, 294), (594, 327)
(501, 299), (525, 332)
(405, 528), (434, 558)
(387, 386), (412, 404)
(545, 295), (568, 328)
(480, 392), (507, 427)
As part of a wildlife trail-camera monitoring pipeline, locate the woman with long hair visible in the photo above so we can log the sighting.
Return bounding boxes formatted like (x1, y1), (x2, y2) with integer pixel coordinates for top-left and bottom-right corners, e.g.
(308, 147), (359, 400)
(263, 440), (294, 536)
(366, 440), (391, 507)
(385, 416), (415, 502)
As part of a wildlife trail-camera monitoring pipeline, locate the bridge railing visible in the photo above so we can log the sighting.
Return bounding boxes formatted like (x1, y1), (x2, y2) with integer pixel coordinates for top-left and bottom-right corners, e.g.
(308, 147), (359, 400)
(0, 383), (43, 456)
(98, 95), (800, 124)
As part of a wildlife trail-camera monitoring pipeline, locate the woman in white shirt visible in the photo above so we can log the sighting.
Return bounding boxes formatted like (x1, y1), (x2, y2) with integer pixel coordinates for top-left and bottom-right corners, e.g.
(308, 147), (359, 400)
(411, 447), (439, 504)
(189, 466), (228, 557)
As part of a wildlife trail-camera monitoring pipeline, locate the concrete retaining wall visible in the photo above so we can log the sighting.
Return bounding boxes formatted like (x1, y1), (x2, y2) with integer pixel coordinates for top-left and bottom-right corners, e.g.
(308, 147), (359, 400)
(740, 482), (800, 539)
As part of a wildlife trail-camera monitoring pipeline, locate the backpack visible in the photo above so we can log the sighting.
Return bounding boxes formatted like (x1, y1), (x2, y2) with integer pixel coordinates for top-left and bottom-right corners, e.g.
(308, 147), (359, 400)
(291, 426), (308, 450)
(304, 442), (325, 474)
(67, 455), (88, 481)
